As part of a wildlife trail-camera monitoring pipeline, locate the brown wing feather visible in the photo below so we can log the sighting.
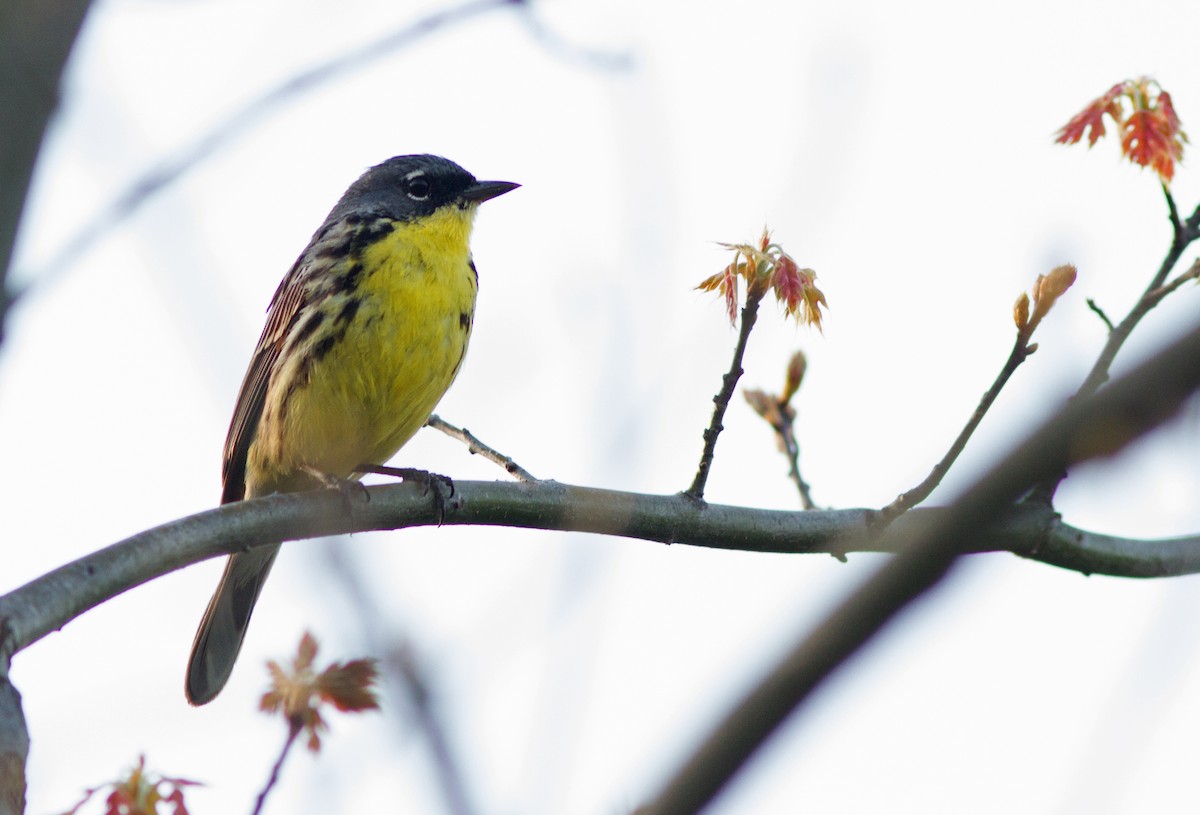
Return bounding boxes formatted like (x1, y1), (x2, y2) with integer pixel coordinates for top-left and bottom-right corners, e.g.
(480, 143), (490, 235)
(221, 249), (316, 504)
(220, 216), (372, 503)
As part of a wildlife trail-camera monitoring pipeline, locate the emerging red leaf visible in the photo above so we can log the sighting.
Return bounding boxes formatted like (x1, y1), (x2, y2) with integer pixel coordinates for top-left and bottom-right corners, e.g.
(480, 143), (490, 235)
(296, 630), (318, 670)
(697, 263), (741, 325)
(1055, 83), (1125, 147)
(316, 659), (381, 713)
(61, 756), (201, 815)
(1123, 109), (1174, 180)
(261, 631), (380, 753)
(771, 254), (805, 314)
(1057, 78), (1187, 184)
(700, 231), (826, 329)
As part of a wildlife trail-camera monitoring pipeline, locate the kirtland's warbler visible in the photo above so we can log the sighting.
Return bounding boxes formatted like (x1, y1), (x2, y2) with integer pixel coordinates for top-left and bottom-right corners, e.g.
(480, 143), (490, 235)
(186, 155), (517, 705)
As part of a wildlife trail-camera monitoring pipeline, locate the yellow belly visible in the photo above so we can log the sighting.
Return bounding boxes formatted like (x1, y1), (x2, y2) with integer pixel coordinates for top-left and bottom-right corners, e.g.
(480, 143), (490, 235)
(246, 209), (478, 495)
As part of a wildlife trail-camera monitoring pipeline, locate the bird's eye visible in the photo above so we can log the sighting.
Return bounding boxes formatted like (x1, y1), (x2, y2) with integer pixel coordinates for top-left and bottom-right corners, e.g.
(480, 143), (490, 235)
(405, 174), (431, 201)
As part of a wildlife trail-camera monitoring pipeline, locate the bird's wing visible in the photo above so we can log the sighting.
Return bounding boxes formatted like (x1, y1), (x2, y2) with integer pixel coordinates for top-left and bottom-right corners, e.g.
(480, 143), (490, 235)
(220, 214), (390, 503)
(220, 244), (318, 504)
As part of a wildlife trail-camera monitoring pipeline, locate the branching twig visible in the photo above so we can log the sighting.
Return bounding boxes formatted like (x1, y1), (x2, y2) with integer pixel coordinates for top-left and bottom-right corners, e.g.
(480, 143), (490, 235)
(1145, 256), (1200, 307)
(1075, 196), (1200, 401)
(2, 321), (1200, 814)
(1032, 196), (1200, 503)
(1086, 298), (1115, 332)
(640, 317), (1200, 815)
(686, 289), (765, 501)
(427, 414), (538, 482)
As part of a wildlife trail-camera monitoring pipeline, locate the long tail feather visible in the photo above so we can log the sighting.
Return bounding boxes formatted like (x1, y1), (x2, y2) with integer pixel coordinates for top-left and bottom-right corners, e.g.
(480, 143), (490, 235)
(185, 545), (280, 705)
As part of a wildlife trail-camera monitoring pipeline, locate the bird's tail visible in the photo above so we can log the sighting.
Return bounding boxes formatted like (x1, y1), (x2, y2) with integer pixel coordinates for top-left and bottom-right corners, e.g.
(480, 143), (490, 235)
(185, 545), (280, 705)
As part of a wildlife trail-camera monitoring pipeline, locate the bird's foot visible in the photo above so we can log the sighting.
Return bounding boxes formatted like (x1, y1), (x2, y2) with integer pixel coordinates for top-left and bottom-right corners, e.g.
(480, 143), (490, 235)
(302, 465), (370, 510)
(358, 465), (455, 525)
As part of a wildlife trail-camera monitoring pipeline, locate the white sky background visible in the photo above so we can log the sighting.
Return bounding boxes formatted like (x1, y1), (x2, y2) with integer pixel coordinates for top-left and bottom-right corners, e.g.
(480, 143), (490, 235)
(4, 0), (1200, 812)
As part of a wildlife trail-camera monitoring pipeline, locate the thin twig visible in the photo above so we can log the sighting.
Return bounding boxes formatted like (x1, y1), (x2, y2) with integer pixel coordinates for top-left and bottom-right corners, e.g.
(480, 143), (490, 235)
(252, 722), (300, 815)
(778, 413), (816, 510)
(877, 334), (1033, 526)
(427, 414), (538, 481)
(745, 392), (816, 509)
(1145, 256), (1200, 307)
(1086, 298), (1115, 332)
(23, 0), (522, 291)
(1165, 183), (1183, 240)
(641, 316), (1200, 815)
(1075, 197), (1200, 401)
(686, 289), (765, 500)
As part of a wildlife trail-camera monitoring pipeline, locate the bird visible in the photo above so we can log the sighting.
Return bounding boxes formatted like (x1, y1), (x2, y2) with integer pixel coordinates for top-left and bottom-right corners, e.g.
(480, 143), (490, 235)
(185, 154), (517, 705)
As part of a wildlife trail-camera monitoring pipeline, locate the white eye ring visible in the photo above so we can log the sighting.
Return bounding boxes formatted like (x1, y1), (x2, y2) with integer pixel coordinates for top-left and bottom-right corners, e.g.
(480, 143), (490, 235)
(404, 170), (431, 201)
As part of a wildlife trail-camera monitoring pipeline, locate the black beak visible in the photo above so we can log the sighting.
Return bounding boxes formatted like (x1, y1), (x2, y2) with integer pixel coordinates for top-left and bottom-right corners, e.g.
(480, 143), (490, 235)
(461, 180), (520, 204)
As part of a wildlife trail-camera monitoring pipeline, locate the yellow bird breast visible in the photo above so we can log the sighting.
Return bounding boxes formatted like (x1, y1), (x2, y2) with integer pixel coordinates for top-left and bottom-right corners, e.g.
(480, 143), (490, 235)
(251, 205), (479, 492)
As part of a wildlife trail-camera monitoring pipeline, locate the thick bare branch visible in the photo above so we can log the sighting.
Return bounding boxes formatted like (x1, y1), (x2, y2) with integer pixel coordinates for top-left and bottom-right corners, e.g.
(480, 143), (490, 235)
(4, 314), (1200, 806)
(0, 679), (25, 815)
(3, 478), (1200, 668)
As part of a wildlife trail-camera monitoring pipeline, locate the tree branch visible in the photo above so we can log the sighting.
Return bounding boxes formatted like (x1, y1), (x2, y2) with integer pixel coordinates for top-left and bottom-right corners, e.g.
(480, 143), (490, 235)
(641, 317), (1200, 815)
(5, 476), (1200, 667)
(0, 5), (94, 807)
(686, 288), (765, 500)
(0, 679), (25, 815)
(24, 0), (522, 293)
(1029, 199), (1200, 505)
(1145, 256), (1200, 308)
(878, 332), (1033, 525)
(1086, 297), (1115, 332)
(427, 414), (538, 482)
(4, 311), (1200, 808)
(0, 0), (94, 344)
(773, 406), (816, 510)
(1164, 183), (1183, 240)
(1074, 204), (1199, 401)
(744, 356), (817, 511)
(252, 723), (300, 815)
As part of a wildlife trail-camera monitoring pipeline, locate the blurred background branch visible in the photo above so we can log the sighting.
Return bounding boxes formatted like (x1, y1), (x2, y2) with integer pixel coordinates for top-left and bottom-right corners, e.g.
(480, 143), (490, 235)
(0, 0), (94, 343)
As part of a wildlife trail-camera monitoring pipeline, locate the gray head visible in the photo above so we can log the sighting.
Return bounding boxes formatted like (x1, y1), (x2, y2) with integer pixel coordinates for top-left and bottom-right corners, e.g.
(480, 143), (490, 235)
(327, 154), (518, 222)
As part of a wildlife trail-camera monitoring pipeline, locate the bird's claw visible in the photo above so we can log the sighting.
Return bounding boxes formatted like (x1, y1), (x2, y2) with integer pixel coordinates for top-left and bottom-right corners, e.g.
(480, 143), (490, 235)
(357, 464), (455, 525)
